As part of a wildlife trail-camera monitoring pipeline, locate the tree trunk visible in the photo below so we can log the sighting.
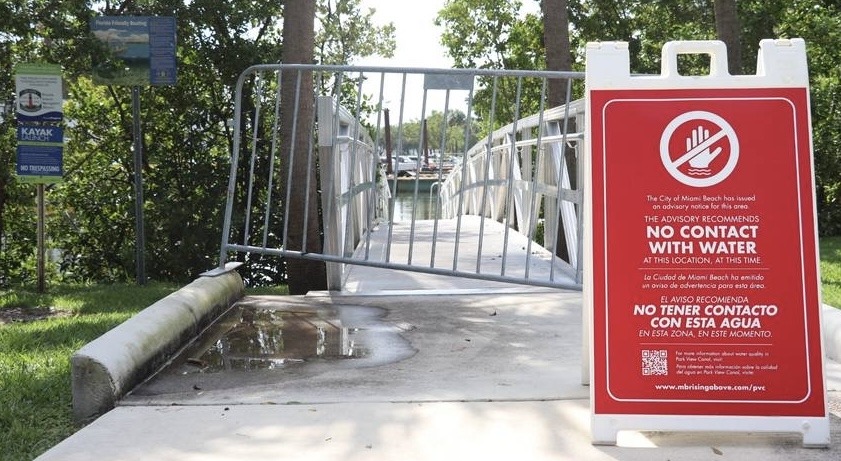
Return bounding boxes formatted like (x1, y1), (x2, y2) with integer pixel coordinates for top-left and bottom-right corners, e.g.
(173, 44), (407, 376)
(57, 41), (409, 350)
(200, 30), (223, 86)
(281, 0), (327, 294)
(0, 174), (5, 253)
(542, 0), (573, 263)
(714, 0), (742, 75)
(542, 0), (572, 107)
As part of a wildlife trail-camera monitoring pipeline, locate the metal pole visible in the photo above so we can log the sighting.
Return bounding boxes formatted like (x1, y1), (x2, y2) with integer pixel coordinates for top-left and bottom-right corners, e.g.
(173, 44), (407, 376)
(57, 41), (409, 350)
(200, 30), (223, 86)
(36, 184), (45, 293)
(132, 86), (146, 285)
(384, 109), (393, 175)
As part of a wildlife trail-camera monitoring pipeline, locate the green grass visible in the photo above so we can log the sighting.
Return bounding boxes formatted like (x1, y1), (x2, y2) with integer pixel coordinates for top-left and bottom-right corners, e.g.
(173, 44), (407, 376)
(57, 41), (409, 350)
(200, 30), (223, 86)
(820, 236), (841, 309)
(0, 283), (180, 460)
(0, 282), (288, 460)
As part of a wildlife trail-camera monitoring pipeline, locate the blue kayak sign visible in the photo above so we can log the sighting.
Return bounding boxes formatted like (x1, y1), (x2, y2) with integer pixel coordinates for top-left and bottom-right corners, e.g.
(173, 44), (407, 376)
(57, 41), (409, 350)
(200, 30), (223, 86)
(18, 126), (63, 143)
(16, 126), (64, 184)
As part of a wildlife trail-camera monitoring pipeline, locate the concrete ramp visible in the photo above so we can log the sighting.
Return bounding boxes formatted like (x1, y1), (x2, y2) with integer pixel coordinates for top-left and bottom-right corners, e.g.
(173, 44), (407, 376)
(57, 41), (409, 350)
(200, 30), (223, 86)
(344, 216), (577, 293)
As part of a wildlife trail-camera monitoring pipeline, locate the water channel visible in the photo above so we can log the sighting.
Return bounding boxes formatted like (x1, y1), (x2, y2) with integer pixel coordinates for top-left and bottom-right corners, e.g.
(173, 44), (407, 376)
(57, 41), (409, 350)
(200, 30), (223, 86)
(391, 190), (440, 222)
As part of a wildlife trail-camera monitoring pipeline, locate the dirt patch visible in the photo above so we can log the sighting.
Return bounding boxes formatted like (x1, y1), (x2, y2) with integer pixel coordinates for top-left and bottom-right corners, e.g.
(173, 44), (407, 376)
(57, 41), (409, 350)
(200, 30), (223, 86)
(0, 307), (72, 325)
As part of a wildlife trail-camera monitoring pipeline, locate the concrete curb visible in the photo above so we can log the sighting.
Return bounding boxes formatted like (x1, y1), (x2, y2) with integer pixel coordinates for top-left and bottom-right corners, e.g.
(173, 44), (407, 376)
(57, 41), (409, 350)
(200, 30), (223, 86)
(823, 304), (841, 363)
(71, 270), (244, 423)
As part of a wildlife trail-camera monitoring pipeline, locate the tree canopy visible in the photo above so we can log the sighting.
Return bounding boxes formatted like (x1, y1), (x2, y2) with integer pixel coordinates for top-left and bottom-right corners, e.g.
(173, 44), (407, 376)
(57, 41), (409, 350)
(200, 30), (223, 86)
(0, 0), (395, 287)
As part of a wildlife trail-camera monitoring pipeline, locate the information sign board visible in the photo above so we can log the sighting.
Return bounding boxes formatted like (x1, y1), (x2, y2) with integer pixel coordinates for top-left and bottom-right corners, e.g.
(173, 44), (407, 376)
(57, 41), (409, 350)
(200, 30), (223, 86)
(585, 40), (828, 446)
(91, 16), (177, 86)
(16, 144), (64, 183)
(15, 63), (64, 184)
(15, 63), (63, 123)
(16, 126), (64, 183)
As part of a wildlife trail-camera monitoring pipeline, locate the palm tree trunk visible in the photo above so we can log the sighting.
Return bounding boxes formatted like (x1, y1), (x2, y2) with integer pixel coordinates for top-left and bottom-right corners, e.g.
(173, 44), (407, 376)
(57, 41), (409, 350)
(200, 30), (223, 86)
(542, 0), (572, 107)
(714, 0), (742, 74)
(281, 0), (327, 294)
(542, 0), (574, 262)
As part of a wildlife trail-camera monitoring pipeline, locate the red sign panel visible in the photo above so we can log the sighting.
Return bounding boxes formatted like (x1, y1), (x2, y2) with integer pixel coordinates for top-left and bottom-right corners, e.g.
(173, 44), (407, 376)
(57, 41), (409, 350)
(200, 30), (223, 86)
(590, 88), (825, 417)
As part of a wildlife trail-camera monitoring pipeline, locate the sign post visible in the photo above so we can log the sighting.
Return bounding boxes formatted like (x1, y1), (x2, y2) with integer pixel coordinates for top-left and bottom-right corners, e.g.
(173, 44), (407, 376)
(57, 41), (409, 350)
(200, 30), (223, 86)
(15, 63), (64, 292)
(585, 40), (828, 446)
(91, 16), (177, 285)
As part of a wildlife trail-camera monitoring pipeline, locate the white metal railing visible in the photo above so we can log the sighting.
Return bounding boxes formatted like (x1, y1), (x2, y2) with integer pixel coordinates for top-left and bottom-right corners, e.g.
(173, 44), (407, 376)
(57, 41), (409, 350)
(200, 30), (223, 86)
(315, 95), (389, 288)
(438, 98), (586, 284)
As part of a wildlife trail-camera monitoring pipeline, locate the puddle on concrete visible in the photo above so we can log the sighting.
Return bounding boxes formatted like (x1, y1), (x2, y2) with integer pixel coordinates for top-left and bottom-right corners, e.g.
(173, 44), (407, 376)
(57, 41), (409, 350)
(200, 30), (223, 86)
(172, 303), (414, 374)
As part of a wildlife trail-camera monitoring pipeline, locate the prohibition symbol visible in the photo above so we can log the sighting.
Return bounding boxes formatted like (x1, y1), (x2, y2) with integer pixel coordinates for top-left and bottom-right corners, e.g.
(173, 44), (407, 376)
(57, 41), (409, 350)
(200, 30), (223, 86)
(659, 111), (739, 187)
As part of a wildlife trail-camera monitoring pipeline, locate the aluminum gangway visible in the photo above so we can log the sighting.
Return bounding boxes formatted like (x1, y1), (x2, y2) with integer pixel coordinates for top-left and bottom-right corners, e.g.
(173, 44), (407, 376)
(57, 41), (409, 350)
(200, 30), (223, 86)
(218, 64), (585, 292)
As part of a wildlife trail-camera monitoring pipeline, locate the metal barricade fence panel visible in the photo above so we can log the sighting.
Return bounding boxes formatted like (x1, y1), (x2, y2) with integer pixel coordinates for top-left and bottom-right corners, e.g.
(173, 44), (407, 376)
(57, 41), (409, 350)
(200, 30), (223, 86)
(219, 64), (585, 289)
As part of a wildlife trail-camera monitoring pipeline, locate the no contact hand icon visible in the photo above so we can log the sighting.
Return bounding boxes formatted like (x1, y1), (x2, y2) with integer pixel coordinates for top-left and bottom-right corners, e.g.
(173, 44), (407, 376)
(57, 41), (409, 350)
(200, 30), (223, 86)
(659, 111), (739, 188)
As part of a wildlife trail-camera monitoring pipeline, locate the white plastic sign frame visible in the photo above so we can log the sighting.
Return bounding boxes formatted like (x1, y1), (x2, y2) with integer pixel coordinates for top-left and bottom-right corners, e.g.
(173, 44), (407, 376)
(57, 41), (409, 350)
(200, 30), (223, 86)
(584, 39), (829, 447)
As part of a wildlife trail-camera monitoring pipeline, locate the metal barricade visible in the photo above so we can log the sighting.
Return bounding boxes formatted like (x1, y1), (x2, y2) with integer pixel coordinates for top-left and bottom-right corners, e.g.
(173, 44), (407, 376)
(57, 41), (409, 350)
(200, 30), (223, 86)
(218, 64), (585, 290)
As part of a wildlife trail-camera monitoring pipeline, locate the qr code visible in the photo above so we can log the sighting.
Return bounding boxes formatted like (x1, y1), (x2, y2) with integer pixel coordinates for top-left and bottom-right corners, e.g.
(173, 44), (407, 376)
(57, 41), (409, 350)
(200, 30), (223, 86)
(641, 349), (668, 376)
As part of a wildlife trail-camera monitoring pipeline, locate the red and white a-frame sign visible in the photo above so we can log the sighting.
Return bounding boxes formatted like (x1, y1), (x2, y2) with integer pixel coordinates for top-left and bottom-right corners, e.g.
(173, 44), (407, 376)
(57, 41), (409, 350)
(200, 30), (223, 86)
(585, 40), (829, 446)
